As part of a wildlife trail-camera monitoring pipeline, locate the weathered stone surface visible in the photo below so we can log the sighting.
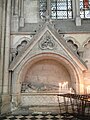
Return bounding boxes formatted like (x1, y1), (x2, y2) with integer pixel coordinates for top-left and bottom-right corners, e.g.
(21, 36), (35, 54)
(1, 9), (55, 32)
(1, 0), (90, 114)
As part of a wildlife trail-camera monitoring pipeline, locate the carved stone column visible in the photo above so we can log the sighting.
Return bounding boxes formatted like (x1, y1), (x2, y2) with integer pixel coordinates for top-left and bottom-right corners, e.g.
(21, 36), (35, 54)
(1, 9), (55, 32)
(72, 0), (76, 19)
(11, 0), (14, 15)
(1, 0), (11, 114)
(15, 0), (19, 15)
(0, 0), (3, 95)
(0, 0), (3, 113)
(11, 0), (19, 32)
(75, 0), (81, 26)
(3, 0), (11, 94)
(47, 0), (51, 19)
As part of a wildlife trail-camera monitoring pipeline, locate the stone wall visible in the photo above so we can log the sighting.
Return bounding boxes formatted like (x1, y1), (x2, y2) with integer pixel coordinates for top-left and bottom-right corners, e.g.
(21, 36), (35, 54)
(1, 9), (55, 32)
(24, 0), (39, 23)
(0, 0), (2, 87)
(1, 0), (90, 114)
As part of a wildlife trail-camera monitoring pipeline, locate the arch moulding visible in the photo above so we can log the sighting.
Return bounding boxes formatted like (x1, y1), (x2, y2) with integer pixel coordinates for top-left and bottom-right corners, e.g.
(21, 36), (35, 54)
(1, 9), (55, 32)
(16, 53), (80, 95)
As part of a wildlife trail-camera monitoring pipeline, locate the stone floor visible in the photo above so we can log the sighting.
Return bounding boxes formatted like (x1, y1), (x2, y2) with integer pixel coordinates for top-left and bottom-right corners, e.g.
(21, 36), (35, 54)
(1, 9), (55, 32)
(0, 114), (60, 120)
(0, 113), (79, 120)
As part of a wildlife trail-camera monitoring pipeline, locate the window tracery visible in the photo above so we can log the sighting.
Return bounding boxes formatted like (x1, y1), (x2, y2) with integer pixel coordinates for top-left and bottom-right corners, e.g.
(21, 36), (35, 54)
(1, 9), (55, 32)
(40, 0), (47, 19)
(51, 0), (72, 19)
(80, 0), (90, 18)
(39, 0), (73, 19)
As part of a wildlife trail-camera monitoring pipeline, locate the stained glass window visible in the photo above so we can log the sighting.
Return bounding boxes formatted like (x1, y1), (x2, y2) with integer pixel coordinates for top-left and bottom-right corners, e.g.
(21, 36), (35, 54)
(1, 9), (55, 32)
(40, 0), (72, 19)
(80, 0), (90, 18)
(40, 0), (47, 19)
(51, 0), (72, 19)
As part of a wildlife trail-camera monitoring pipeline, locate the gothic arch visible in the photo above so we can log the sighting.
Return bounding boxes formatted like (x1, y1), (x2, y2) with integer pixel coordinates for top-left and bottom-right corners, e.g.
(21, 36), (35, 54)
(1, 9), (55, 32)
(82, 37), (90, 47)
(65, 36), (80, 44)
(65, 37), (80, 48)
(16, 53), (80, 95)
(65, 37), (80, 55)
(12, 37), (30, 48)
(11, 37), (30, 61)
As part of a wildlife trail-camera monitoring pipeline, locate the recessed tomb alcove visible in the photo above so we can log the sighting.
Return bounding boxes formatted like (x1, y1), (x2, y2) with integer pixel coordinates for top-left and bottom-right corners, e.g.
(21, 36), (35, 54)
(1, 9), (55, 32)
(22, 59), (71, 93)
(10, 25), (87, 113)
(19, 58), (76, 112)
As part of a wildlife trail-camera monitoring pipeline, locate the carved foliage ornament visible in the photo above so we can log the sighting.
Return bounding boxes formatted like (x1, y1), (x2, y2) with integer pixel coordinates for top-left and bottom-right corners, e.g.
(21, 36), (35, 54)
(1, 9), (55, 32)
(39, 35), (55, 50)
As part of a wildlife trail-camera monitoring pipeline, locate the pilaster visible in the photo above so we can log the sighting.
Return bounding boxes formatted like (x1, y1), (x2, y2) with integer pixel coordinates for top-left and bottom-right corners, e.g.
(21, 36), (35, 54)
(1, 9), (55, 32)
(75, 0), (81, 26)
(20, 0), (25, 27)
(72, 0), (76, 19)
(15, 0), (19, 15)
(0, 0), (11, 114)
(0, 0), (3, 113)
(47, 0), (51, 19)
(0, 0), (3, 95)
(3, 0), (11, 94)
(11, 0), (19, 32)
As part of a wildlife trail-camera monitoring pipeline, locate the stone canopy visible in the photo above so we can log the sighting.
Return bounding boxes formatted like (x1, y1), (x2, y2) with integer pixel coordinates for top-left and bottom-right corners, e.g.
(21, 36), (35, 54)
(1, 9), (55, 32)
(9, 22), (87, 72)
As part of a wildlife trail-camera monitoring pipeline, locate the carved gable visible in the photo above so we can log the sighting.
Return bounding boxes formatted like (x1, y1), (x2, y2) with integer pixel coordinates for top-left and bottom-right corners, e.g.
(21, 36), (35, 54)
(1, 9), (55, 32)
(9, 23), (87, 71)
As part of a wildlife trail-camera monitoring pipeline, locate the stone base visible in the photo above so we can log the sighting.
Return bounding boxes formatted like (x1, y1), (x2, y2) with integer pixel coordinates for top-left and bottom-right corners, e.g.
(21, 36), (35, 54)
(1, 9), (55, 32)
(29, 106), (60, 113)
(12, 106), (60, 115)
(20, 17), (25, 27)
(75, 17), (81, 26)
(21, 95), (60, 106)
(1, 95), (11, 114)
(11, 94), (61, 114)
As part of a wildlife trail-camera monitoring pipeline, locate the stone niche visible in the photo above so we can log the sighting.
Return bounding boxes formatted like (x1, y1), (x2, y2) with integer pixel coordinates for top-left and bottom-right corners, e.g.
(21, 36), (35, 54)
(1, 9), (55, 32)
(20, 59), (72, 107)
